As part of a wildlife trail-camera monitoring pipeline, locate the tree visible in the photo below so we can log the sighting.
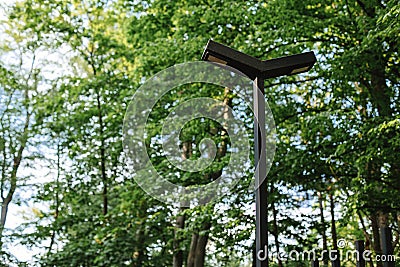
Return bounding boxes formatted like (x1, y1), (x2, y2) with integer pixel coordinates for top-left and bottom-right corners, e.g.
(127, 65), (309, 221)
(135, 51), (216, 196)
(0, 13), (46, 262)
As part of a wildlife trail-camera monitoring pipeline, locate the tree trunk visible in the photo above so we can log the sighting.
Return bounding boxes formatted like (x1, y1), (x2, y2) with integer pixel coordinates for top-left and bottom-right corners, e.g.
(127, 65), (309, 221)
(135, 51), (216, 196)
(48, 142), (61, 254)
(0, 100), (30, 248)
(329, 193), (338, 251)
(187, 221), (211, 267)
(357, 211), (374, 267)
(369, 55), (392, 118)
(194, 221), (211, 267)
(329, 192), (340, 267)
(95, 90), (107, 216)
(173, 204), (187, 267)
(377, 211), (394, 267)
(371, 213), (383, 267)
(0, 156), (21, 248)
(0, 195), (12, 246)
(187, 233), (198, 267)
(377, 211), (389, 228)
(90, 56), (108, 216)
(271, 197), (282, 267)
(318, 191), (328, 266)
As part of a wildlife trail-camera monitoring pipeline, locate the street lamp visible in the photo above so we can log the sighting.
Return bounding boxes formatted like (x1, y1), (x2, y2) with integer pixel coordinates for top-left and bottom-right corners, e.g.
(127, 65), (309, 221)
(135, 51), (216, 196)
(202, 39), (316, 267)
(202, 39), (316, 80)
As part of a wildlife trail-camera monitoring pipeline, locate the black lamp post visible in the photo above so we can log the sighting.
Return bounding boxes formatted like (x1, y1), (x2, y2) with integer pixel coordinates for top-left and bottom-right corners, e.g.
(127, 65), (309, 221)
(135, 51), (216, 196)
(202, 39), (316, 267)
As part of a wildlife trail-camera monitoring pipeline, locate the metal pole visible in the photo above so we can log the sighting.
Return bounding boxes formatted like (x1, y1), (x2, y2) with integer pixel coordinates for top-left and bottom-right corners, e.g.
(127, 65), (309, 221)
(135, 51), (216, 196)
(355, 240), (365, 267)
(253, 76), (268, 267)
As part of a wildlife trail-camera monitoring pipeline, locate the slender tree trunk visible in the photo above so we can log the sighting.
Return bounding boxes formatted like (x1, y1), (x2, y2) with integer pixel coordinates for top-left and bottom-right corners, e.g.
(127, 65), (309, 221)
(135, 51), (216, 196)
(318, 191), (328, 266)
(357, 211), (374, 267)
(0, 98), (30, 248)
(48, 142), (61, 254)
(0, 53), (36, 248)
(0, 152), (22, 246)
(0, 195), (13, 246)
(187, 221), (211, 267)
(90, 57), (108, 216)
(187, 233), (198, 267)
(329, 193), (338, 251)
(173, 212), (186, 267)
(194, 222), (211, 267)
(329, 192), (341, 267)
(377, 211), (394, 267)
(272, 197), (282, 267)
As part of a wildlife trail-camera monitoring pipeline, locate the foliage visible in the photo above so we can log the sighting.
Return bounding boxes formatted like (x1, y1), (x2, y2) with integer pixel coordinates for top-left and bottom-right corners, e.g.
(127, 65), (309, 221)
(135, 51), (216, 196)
(0, 0), (398, 266)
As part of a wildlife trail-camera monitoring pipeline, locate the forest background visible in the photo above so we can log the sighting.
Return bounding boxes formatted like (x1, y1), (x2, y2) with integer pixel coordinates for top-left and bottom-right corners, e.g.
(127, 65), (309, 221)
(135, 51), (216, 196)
(0, 0), (399, 266)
